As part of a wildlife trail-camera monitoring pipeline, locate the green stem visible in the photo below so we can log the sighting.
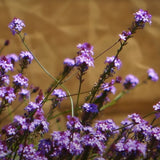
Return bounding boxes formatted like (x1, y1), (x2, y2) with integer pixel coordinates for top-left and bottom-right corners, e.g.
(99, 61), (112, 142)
(75, 69), (83, 116)
(18, 33), (74, 116)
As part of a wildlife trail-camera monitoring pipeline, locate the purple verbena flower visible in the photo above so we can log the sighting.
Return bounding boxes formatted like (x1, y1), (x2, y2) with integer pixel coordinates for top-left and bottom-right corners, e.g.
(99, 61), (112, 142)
(119, 30), (131, 41)
(29, 119), (49, 133)
(151, 127), (160, 141)
(63, 58), (75, 67)
(147, 68), (159, 82)
(4, 86), (16, 103)
(18, 144), (36, 159)
(25, 102), (40, 113)
(8, 18), (25, 35)
(95, 119), (119, 136)
(105, 56), (122, 70)
(153, 101), (160, 119)
(75, 42), (94, 68)
(13, 73), (28, 88)
(123, 74), (139, 89)
(38, 139), (52, 157)
(18, 89), (30, 101)
(128, 113), (143, 124)
(19, 51), (34, 66)
(14, 115), (28, 130)
(66, 115), (83, 132)
(6, 53), (19, 65)
(82, 131), (106, 156)
(134, 9), (152, 25)
(82, 103), (98, 113)
(51, 89), (66, 101)
(0, 56), (13, 74)
(0, 140), (11, 159)
(101, 82), (116, 94)
(0, 74), (10, 86)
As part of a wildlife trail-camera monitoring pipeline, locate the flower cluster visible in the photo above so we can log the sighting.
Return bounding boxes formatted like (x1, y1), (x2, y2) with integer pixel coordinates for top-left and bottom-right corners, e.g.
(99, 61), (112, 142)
(0, 9), (159, 160)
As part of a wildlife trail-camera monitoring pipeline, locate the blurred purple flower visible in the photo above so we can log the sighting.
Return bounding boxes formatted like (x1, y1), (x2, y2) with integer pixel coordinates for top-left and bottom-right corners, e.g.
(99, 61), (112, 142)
(147, 68), (159, 82)
(8, 18), (25, 35)
(63, 58), (75, 67)
(82, 103), (98, 113)
(119, 30), (131, 41)
(123, 74), (139, 89)
(13, 73), (28, 88)
(105, 56), (122, 70)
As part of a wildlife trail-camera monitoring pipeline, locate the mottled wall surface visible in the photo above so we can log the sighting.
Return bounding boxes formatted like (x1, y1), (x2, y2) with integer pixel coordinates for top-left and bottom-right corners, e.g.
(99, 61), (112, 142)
(0, 0), (160, 126)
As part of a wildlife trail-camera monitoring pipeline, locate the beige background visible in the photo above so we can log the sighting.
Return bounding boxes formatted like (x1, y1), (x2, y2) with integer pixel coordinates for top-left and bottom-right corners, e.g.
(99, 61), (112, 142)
(0, 0), (160, 127)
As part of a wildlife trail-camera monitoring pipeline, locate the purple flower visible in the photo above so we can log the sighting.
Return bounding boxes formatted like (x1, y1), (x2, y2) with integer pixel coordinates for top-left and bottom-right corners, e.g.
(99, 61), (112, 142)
(51, 89), (66, 101)
(105, 56), (122, 70)
(147, 68), (159, 82)
(0, 56), (13, 74)
(101, 82), (116, 94)
(95, 119), (119, 135)
(14, 115), (28, 130)
(123, 74), (139, 89)
(153, 101), (160, 119)
(29, 119), (49, 133)
(0, 140), (11, 158)
(63, 58), (75, 67)
(66, 115), (83, 131)
(151, 127), (160, 141)
(128, 113), (143, 124)
(13, 73), (28, 88)
(18, 89), (30, 101)
(134, 9), (152, 25)
(4, 86), (16, 103)
(119, 30), (131, 41)
(77, 42), (94, 55)
(75, 42), (94, 68)
(0, 74), (10, 86)
(38, 139), (52, 156)
(25, 102), (40, 112)
(6, 53), (19, 64)
(82, 103), (98, 113)
(18, 144), (36, 159)
(81, 131), (106, 156)
(124, 139), (146, 157)
(19, 51), (34, 66)
(2, 124), (16, 136)
(8, 18), (25, 35)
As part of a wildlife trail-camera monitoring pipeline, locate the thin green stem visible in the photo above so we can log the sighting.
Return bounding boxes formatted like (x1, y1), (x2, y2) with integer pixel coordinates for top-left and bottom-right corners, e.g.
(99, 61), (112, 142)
(18, 33), (74, 116)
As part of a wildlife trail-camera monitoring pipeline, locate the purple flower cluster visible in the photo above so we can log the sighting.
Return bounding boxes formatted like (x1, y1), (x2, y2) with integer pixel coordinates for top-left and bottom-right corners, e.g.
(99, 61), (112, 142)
(134, 9), (152, 25)
(19, 51), (34, 68)
(147, 68), (159, 82)
(13, 73), (28, 88)
(119, 30), (132, 41)
(51, 88), (66, 101)
(8, 17), (25, 35)
(0, 56), (13, 74)
(105, 56), (122, 70)
(75, 42), (94, 68)
(82, 103), (98, 113)
(153, 101), (160, 118)
(123, 74), (139, 89)
(63, 58), (75, 67)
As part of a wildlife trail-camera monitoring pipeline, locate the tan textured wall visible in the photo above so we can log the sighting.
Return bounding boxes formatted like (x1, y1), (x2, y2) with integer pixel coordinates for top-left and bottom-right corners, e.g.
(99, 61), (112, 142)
(0, 0), (160, 127)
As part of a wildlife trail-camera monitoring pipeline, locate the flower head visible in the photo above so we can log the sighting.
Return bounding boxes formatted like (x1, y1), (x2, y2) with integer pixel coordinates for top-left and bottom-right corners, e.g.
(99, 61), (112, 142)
(63, 58), (75, 67)
(147, 68), (159, 82)
(119, 30), (131, 41)
(13, 73), (28, 88)
(51, 89), (66, 101)
(134, 9), (152, 25)
(123, 74), (139, 89)
(75, 42), (94, 68)
(8, 18), (25, 35)
(19, 51), (34, 68)
(105, 56), (122, 70)
(82, 103), (98, 113)
(0, 56), (13, 74)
